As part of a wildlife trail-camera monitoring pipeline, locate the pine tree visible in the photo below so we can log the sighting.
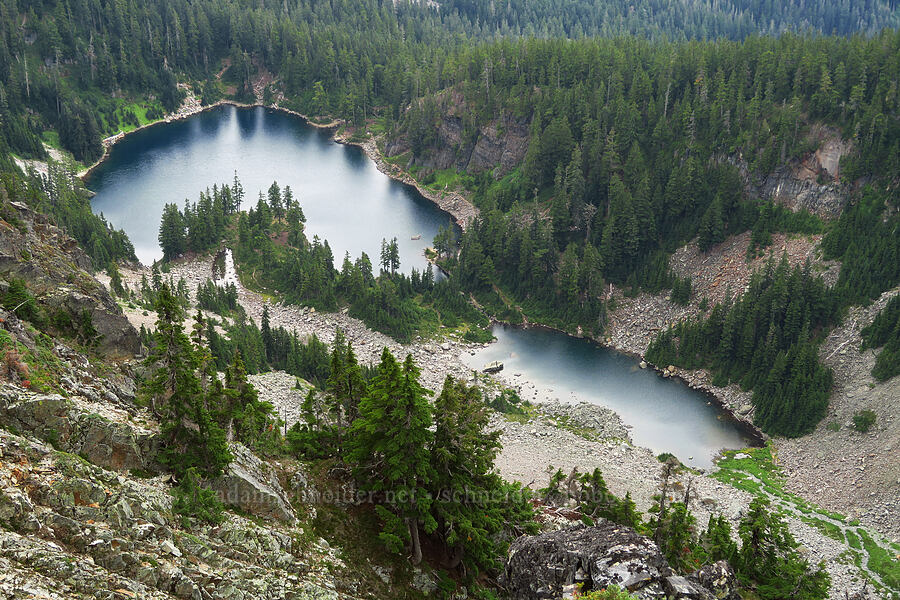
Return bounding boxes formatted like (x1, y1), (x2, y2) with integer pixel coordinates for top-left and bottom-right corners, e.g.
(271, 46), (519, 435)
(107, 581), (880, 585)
(737, 497), (830, 600)
(700, 514), (737, 564)
(143, 284), (232, 477)
(159, 203), (186, 261)
(429, 376), (533, 574)
(698, 195), (725, 252)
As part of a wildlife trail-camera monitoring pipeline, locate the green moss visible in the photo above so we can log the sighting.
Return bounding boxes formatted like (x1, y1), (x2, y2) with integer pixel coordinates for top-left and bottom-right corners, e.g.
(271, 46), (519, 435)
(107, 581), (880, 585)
(799, 516), (844, 542)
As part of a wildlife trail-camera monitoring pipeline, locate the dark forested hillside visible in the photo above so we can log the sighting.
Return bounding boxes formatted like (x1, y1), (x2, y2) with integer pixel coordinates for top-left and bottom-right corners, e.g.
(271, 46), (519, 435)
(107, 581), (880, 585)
(1, 0), (897, 163)
(1, 0), (898, 441)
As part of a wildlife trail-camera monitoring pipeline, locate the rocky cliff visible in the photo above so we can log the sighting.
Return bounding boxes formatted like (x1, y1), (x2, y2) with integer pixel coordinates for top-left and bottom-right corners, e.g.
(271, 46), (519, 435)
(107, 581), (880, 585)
(0, 200), (141, 357)
(717, 128), (853, 219)
(386, 92), (530, 177)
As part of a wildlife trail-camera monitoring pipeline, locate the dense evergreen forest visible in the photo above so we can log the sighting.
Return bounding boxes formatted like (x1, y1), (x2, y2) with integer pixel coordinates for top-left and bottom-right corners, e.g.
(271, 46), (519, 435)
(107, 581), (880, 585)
(157, 179), (492, 343)
(0, 0), (897, 164)
(0, 0), (897, 437)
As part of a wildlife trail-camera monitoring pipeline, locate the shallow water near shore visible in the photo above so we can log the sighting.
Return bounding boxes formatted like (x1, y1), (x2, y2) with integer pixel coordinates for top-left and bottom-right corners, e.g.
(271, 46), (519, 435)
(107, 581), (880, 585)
(87, 104), (454, 269)
(465, 324), (758, 467)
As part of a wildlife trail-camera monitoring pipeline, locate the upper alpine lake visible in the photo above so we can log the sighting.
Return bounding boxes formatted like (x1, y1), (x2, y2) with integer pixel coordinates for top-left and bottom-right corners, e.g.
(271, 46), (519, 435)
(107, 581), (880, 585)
(86, 104), (455, 269)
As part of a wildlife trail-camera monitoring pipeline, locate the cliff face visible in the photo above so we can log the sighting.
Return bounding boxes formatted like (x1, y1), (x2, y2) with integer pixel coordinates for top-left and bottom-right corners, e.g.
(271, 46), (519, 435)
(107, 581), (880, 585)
(386, 94), (530, 177)
(718, 129), (852, 219)
(391, 98), (853, 220)
(0, 200), (140, 357)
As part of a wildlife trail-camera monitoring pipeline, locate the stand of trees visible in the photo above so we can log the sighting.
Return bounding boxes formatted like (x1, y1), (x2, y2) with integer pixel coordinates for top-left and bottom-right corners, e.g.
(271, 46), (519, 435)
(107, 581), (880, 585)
(142, 283), (281, 477)
(159, 178), (491, 343)
(646, 256), (837, 436)
(2, 164), (135, 269)
(1, 0), (896, 164)
(288, 342), (537, 577)
(861, 295), (900, 382)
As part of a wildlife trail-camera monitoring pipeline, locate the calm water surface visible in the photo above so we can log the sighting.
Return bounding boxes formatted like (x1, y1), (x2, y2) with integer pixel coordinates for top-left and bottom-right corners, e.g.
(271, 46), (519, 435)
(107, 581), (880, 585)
(87, 105), (454, 269)
(464, 324), (757, 467)
(89, 105), (754, 465)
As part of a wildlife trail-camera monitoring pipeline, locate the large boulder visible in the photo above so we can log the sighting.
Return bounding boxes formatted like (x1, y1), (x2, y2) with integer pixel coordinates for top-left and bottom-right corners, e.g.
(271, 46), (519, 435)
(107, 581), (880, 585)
(207, 443), (296, 523)
(687, 561), (741, 600)
(0, 386), (159, 472)
(501, 522), (737, 600)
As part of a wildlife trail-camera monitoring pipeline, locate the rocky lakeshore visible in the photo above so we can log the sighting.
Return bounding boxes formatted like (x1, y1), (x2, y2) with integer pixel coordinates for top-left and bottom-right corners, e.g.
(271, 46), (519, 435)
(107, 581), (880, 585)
(74, 86), (479, 234)
(103, 251), (897, 598)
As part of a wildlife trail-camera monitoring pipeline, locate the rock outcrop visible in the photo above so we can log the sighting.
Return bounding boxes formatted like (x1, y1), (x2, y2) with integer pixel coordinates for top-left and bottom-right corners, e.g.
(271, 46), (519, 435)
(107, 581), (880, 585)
(0, 200), (140, 357)
(0, 385), (159, 473)
(207, 442), (297, 523)
(501, 522), (739, 600)
(386, 93), (530, 177)
(716, 130), (852, 220)
(0, 428), (346, 600)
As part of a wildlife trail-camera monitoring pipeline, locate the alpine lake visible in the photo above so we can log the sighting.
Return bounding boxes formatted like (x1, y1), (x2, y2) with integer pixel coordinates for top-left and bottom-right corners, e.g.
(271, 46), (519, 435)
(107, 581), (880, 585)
(88, 104), (756, 468)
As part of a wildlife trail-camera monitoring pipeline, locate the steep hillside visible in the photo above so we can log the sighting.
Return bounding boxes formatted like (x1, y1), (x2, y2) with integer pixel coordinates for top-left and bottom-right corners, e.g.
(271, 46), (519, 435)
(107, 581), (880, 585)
(0, 199), (140, 357)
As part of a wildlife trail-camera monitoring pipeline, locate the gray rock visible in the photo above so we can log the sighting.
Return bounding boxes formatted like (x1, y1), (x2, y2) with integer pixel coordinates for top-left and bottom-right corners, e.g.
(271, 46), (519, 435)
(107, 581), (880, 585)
(501, 523), (738, 600)
(207, 443), (296, 523)
(0, 201), (140, 357)
(0, 387), (159, 473)
(501, 522), (672, 599)
(664, 575), (714, 599)
(687, 561), (740, 600)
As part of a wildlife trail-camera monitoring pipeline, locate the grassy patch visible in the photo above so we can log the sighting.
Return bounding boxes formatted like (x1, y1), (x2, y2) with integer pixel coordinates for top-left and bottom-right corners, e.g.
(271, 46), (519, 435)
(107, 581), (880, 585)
(420, 168), (476, 193)
(0, 328), (66, 393)
(41, 130), (62, 150)
(800, 516), (845, 543)
(858, 528), (900, 591)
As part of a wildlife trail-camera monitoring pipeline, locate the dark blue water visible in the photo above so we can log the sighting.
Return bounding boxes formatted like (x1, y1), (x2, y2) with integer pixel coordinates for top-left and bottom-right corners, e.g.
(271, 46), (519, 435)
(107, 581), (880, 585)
(465, 324), (757, 467)
(87, 105), (454, 270)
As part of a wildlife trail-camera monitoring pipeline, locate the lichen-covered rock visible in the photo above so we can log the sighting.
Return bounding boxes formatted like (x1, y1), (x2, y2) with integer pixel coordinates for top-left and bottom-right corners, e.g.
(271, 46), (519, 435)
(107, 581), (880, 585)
(501, 522), (737, 600)
(0, 387), (159, 473)
(501, 522), (672, 599)
(687, 561), (740, 600)
(207, 443), (296, 523)
(0, 428), (352, 600)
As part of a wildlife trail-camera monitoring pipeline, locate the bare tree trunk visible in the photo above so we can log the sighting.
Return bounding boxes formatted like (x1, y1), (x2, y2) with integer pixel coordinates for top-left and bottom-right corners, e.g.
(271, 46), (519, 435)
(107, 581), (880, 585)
(409, 517), (422, 565)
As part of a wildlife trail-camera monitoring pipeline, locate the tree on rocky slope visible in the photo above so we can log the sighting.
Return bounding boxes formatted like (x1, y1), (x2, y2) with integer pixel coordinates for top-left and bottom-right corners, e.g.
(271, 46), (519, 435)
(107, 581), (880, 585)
(737, 497), (830, 600)
(430, 375), (536, 575)
(348, 348), (436, 564)
(142, 283), (231, 478)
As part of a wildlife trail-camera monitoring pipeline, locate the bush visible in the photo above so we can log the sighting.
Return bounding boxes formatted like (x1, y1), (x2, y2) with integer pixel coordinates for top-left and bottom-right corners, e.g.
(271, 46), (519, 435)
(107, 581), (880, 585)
(852, 410), (876, 433)
(1, 278), (43, 325)
(579, 586), (638, 599)
(172, 467), (225, 527)
(487, 388), (526, 415)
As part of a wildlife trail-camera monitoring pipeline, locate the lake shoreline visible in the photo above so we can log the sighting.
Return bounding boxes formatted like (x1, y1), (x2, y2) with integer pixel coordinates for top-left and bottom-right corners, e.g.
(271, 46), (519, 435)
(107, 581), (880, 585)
(79, 94), (478, 232)
(485, 318), (767, 447)
(82, 89), (759, 447)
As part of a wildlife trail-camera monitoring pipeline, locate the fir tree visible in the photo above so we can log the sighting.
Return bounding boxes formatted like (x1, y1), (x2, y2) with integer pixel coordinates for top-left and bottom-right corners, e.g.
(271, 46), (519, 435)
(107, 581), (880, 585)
(348, 348), (435, 563)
